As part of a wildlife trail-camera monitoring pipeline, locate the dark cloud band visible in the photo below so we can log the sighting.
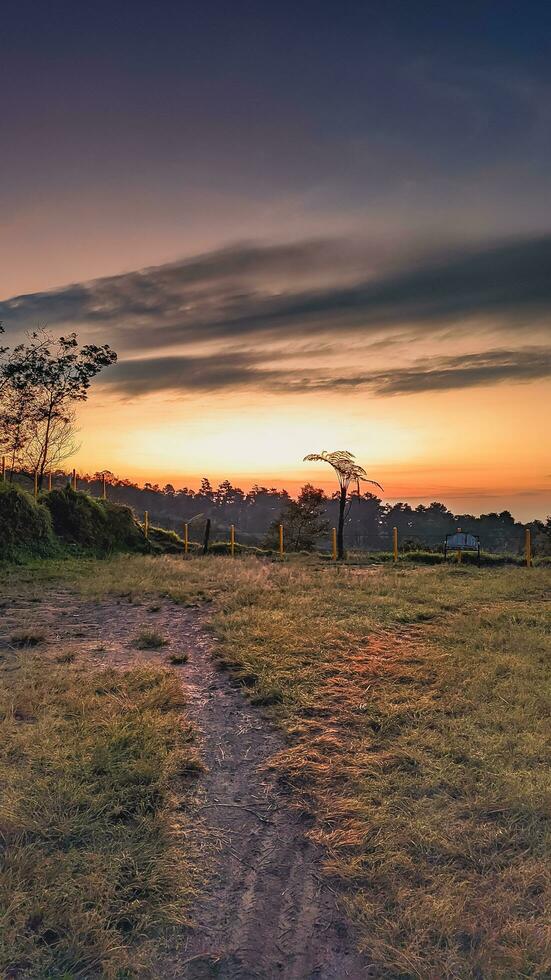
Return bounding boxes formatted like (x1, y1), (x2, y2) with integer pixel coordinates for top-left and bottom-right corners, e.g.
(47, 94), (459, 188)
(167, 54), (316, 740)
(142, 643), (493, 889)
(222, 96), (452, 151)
(106, 346), (551, 398)
(2, 235), (551, 351)
(2, 235), (550, 398)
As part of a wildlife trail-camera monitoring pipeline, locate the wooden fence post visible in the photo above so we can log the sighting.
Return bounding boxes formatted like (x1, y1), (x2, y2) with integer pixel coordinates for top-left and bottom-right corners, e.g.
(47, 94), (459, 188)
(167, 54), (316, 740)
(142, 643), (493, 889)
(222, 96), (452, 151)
(393, 526), (398, 562)
(525, 527), (532, 567)
(102, 475), (107, 500)
(230, 524), (235, 557)
(202, 518), (211, 555)
(48, 472), (52, 492)
(144, 511), (149, 538)
(72, 468), (77, 491)
(279, 523), (284, 558)
(331, 527), (337, 561)
(184, 523), (189, 556)
(34, 472), (38, 498)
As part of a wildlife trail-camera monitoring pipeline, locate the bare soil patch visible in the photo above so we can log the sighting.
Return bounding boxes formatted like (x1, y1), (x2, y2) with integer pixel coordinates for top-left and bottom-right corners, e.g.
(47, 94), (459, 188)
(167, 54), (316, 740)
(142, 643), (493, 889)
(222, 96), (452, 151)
(0, 591), (369, 979)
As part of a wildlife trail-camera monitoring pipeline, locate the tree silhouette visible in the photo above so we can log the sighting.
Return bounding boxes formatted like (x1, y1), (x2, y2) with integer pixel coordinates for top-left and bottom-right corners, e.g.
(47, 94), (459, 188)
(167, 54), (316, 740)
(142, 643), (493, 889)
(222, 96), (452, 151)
(2, 330), (116, 488)
(303, 450), (382, 559)
(268, 483), (328, 552)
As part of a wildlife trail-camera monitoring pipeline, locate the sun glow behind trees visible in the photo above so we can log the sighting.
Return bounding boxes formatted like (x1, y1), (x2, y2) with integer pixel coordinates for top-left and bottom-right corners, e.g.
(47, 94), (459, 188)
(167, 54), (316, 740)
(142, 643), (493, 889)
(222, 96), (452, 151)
(72, 380), (551, 522)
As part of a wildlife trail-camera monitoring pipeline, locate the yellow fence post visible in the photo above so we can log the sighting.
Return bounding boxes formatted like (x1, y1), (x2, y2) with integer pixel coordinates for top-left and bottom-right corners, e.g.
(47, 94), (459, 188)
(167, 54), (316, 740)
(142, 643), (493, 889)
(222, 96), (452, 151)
(48, 472), (52, 492)
(144, 511), (149, 538)
(331, 527), (337, 561)
(525, 527), (532, 567)
(230, 524), (235, 557)
(1, 455), (5, 481)
(393, 526), (398, 562)
(279, 524), (284, 558)
(184, 523), (189, 556)
(34, 472), (38, 498)
(102, 475), (107, 500)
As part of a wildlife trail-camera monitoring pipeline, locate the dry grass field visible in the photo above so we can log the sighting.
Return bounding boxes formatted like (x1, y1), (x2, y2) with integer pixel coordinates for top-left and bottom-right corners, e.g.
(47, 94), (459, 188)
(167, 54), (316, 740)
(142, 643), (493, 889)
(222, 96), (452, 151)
(1, 555), (550, 978)
(0, 647), (204, 977)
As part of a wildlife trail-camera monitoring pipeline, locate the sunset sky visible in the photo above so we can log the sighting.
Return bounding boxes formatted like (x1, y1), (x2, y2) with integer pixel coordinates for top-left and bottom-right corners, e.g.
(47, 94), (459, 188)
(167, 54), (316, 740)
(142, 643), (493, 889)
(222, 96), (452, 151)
(2, 2), (550, 519)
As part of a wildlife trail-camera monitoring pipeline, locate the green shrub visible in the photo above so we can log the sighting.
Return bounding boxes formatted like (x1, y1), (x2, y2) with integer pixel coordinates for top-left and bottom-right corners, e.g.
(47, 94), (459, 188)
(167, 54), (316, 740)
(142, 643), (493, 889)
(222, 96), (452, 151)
(102, 499), (150, 554)
(0, 482), (57, 562)
(148, 525), (185, 554)
(146, 531), (270, 557)
(207, 540), (268, 556)
(42, 486), (147, 556)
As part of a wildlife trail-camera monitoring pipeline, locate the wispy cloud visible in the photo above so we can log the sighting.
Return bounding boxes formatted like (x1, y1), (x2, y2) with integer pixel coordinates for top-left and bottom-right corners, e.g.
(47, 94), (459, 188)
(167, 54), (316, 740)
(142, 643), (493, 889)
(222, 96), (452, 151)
(106, 346), (551, 398)
(302, 347), (551, 396)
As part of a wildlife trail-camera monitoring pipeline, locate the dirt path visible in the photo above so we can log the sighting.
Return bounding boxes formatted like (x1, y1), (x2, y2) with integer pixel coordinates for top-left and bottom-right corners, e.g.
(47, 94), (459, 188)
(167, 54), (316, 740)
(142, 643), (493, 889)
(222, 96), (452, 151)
(0, 592), (370, 979)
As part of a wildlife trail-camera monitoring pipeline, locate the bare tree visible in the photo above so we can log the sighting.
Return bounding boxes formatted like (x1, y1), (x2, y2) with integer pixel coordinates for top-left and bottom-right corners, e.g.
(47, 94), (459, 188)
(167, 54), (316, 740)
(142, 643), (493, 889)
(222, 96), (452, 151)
(21, 409), (79, 480)
(304, 450), (382, 559)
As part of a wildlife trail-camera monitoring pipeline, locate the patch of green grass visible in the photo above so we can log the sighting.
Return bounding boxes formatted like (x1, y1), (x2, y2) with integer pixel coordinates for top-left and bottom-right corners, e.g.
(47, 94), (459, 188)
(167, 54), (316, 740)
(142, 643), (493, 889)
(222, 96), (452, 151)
(355, 548), (530, 566)
(134, 628), (168, 649)
(0, 654), (203, 978)
(148, 525), (185, 554)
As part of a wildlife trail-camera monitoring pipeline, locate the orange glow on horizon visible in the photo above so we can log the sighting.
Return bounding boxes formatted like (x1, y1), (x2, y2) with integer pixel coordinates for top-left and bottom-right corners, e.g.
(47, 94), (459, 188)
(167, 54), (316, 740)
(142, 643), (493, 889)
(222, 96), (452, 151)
(71, 377), (551, 522)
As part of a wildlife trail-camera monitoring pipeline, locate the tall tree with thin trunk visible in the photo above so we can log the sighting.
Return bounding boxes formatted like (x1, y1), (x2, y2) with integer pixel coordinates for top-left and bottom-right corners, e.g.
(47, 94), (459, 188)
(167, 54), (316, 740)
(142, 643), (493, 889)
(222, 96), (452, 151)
(0, 381), (35, 479)
(303, 450), (382, 559)
(21, 408), (79, 480)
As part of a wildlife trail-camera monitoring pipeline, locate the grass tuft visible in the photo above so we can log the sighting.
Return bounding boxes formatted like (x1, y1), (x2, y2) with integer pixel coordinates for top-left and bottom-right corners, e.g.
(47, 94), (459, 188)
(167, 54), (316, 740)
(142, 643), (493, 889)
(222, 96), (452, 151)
(55, 649), (76, 663)
(10, 628), (46, 647)
(167, 653), (189, 665)
(134, 628), (168, 649)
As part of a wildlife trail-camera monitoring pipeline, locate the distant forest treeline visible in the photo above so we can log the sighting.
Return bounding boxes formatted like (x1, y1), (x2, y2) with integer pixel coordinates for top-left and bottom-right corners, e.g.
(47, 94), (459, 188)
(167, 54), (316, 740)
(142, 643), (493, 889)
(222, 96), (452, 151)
(8, 469), (551, 555)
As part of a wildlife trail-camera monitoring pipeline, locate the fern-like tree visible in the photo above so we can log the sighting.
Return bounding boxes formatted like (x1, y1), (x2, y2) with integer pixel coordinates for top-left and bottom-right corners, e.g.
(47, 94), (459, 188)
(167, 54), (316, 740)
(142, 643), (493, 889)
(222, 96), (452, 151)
(303, 450), (382, 559)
